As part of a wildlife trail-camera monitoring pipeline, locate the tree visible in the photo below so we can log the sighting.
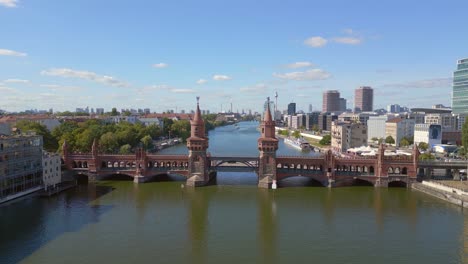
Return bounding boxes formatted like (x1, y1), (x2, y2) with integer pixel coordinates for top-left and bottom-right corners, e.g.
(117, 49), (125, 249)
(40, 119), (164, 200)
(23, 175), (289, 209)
(418, 142), (429, 151)
(419, 153), (435, 160)
(119, 144), (132, 154)
(463, 121), (468, 153)
(371, 137), (379, 143)
(311, 125), (319, 132)
(99, 132), (119, 153)
(15, 120), (58, 152)
(400, 138), (410, 147)
(111, 108), (119, 116)
(385, 136), (395, 144)
(278, 129), (289, 136)
(319, 134), (331, 145)
(170, 120), (191, 141)
(140, 135), (154, 150)
(292, 130), (301, 139)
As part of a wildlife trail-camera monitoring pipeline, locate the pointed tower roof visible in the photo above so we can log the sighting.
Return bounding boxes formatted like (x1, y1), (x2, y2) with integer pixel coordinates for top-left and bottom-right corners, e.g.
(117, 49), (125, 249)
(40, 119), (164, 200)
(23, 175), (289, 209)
(193, 96), (202, 123)
(264, 97), (272, 122)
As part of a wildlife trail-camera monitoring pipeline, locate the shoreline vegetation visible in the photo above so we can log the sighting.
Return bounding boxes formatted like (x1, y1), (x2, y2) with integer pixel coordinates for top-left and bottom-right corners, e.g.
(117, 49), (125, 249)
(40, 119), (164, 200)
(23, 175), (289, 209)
(14, 114), (231, 154)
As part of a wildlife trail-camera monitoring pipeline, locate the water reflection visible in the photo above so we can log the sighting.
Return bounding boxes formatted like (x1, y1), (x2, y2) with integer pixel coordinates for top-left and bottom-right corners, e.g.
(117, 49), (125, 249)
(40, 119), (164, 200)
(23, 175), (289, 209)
(0, 184), (114, 264)
(257, 189), (277, 264)
(185, 187), (210, 264)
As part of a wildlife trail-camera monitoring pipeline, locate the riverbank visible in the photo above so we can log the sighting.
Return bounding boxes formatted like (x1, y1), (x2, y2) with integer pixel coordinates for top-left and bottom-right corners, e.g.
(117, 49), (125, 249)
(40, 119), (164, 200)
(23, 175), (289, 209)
(275, 127), (329, 152)
(412, 180), (468, 208)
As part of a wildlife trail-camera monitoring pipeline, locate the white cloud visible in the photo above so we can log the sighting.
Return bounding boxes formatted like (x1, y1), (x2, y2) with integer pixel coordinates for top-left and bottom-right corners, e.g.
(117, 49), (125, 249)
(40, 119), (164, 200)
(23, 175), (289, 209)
(343, 28), (354, 35)
(0, 86), (17, 92)
(41, 68), (129, 87)
(196, 79), (207, 85)
(273, 69), (331, 81)
(381, 78), (452, 89)
(333, 37), (362, 45)
(40, 84), (82, 92)
(152, 63), (168, 68)
(213, 74), (232, 81)
(304, 36), (327, 47)
(0, 0), (18, 8)
(4, 78), (29, 84)
(285, 61), (313, 69)
(240, 83), (268, 93)
(0, 48), (27, 57)
(170, 88), (195, 94)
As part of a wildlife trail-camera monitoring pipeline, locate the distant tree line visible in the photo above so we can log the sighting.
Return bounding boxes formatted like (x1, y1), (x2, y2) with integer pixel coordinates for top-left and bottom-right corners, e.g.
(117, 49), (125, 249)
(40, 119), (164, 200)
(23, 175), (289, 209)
(15, 114), (226, 154)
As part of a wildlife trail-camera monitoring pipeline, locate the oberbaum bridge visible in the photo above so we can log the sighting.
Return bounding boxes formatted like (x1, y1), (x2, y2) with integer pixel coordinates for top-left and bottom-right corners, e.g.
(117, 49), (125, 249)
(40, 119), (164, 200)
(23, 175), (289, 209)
(62, 98), (468, 189)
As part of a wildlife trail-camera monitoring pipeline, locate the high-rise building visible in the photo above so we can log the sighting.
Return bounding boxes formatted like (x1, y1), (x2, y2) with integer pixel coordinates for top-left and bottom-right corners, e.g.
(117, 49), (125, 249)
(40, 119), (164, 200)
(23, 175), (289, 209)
(387, 104), (401, 113)
(308, 104), (313, 113)
(339, 98), (347, 112)
(453, 58), (468, 114)
(354, 86), (373, 112)
(287, 102), (296, 115)
(322, 90), (340, 113)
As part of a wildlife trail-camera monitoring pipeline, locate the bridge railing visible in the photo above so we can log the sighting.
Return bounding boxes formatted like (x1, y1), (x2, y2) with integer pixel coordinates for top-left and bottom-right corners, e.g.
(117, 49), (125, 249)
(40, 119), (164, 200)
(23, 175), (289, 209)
(419, 160), (468, 165)
(276, 168), (323, 174)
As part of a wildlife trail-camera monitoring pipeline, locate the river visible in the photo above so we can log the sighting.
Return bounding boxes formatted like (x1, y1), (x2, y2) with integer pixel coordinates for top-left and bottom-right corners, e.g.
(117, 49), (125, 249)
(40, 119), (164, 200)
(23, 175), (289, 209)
(0, 121), (467, 264)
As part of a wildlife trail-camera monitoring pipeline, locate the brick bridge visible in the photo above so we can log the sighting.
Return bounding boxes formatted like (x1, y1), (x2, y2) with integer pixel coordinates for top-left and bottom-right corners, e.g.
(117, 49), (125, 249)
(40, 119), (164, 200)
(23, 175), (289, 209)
(62, 98), (456, 188)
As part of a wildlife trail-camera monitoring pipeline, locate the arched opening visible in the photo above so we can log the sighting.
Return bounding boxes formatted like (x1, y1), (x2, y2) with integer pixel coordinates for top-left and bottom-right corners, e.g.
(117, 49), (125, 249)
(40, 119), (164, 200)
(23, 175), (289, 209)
(83, 161), (88, 168)
(278, 176), (325, 188)
(76, 174), (89, 185)
(401, 167), (408, 175)
(146, 173), (187, 183)
(101, 161), (107, 168)
(394, 167), (400, 174)
(369, 166), (375, 174)
(77, 161), (82, 168)
(388, 181), (407, 188)
(120, 161), (125, 168)
(351, 178), (374, 186)
(101, 174), (134, 181)
(387, 167), (394, 174)
(73, 161), (78, 168)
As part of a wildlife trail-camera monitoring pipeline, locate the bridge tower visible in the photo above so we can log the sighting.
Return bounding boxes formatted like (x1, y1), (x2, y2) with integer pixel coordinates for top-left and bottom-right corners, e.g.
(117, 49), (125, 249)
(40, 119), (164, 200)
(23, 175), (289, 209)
(257, 97), (278, 188)
(186, 97), (210, 186)
(61, 140), (72, 170)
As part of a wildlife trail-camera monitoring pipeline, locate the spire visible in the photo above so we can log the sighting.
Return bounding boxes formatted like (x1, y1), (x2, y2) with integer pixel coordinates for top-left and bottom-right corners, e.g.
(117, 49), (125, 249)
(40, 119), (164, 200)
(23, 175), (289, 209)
(92, 138), (98, 155)
(264, 96), (272, 122)
(193, 96), (202, 122)
(62, 140), (68, 154)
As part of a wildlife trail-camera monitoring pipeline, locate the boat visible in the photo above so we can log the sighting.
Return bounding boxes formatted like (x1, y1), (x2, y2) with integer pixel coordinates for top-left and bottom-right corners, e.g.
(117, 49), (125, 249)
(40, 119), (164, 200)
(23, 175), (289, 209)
(284, 137), (312, 150)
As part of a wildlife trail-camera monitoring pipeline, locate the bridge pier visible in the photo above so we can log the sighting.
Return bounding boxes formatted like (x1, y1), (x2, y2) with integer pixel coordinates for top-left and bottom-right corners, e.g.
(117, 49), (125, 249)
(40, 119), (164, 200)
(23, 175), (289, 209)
(258, 175), (274, 189)
(425, 168), (432, 180)
(327, 178), (335, 188)
(186, 171), (216, 187)
(374, 178), (388, 188)
(133, 175), (147, 183)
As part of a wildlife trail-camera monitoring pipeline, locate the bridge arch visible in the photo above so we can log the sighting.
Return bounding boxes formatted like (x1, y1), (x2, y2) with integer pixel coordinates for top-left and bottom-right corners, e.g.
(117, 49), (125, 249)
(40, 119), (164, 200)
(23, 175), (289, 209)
(351, 178), (374, 186)
(277, 175), (326, 187)
(101, 173), (134, 181)
(388, 180), (407, 187)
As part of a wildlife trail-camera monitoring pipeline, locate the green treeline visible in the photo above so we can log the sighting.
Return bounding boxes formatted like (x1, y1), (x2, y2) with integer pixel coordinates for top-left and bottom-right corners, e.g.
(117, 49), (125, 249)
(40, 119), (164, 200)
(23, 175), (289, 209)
(15, 114), (226, 153)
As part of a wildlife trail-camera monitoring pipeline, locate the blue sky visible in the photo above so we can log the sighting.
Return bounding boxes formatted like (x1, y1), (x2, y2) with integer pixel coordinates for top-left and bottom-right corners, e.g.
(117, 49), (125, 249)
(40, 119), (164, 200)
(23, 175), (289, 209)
(0, 0), (467, 113)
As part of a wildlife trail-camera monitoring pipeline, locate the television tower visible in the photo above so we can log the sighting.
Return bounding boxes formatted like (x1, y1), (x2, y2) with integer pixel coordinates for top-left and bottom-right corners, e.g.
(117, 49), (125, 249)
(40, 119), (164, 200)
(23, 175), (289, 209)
(274, 91), (278, 119)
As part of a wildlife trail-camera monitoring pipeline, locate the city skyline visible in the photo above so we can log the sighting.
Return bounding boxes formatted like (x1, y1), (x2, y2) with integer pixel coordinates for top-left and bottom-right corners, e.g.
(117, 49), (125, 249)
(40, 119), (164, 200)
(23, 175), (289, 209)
(0, 0), (467, 113)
